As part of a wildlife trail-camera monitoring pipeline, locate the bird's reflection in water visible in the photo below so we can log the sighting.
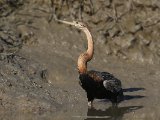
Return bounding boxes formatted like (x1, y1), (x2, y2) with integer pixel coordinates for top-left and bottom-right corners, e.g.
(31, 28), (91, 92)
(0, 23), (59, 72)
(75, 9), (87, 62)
(84, 105), (143, 120)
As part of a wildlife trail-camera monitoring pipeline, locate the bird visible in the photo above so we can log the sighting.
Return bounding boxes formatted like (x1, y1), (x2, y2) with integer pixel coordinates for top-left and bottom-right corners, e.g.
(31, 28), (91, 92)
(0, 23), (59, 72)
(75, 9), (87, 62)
(56, 19), (124, 107)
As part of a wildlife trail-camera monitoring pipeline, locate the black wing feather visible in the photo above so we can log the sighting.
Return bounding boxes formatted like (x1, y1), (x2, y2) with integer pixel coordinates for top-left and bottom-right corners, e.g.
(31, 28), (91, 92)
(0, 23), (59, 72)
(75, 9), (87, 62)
(88, 70), (122, 93)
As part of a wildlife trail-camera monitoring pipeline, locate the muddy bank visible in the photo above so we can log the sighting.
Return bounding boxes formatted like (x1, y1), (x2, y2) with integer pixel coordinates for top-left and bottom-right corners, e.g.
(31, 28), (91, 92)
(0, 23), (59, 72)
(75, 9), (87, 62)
(0, 55), (59, 119)
(0, 0), (160, 120)
(47, 0), (160, 64)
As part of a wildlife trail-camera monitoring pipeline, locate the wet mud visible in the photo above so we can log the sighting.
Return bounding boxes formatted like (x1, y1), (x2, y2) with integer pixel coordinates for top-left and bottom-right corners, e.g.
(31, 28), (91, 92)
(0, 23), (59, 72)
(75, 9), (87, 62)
(0, 0), (160, 120)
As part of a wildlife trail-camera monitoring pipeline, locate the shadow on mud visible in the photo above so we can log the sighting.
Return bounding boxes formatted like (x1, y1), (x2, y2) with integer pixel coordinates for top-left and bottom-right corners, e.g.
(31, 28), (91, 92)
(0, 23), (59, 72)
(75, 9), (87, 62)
(123, 87), (145, 101)
(97, 87), (145, 102)
(84, 105), (143, 120)
(123, 87), (145, 92)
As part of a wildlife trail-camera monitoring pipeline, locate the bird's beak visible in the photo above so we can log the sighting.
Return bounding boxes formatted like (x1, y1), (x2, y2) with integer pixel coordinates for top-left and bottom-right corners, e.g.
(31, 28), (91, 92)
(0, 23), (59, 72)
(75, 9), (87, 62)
(56, 19), (74, 26)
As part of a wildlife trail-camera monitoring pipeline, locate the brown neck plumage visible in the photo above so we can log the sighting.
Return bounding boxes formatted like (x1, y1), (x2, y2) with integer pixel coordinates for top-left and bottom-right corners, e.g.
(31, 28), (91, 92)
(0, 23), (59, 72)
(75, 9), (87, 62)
(77, 28), (94, 74)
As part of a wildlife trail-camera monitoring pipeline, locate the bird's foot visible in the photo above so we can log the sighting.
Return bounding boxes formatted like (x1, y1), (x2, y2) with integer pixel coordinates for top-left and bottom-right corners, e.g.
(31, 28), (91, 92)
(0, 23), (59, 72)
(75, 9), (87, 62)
(88, 101), (93, 108)
(112, 103), (118, 108)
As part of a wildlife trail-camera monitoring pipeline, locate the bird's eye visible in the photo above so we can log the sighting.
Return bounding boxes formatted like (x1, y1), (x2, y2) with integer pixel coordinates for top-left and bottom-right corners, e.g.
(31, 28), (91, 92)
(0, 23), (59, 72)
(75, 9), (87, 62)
(76, 21), (78, 24)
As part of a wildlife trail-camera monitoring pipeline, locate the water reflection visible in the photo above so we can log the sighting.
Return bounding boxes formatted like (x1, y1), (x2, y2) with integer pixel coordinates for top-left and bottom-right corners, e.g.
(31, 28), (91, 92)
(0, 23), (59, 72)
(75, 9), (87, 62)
(73, 87), (145, 119)
(84, 106), (143, 120)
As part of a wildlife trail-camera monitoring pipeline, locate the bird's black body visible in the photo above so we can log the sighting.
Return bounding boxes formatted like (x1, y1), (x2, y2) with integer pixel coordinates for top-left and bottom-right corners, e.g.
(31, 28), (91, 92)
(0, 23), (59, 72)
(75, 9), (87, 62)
(79, 70), (124, 105)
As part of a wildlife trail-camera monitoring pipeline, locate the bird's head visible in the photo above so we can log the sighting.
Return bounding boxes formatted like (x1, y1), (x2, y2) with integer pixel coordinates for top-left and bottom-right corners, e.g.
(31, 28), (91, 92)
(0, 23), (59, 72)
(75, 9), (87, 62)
(57, 19), (87, 30)
(73, 21), (87, 29)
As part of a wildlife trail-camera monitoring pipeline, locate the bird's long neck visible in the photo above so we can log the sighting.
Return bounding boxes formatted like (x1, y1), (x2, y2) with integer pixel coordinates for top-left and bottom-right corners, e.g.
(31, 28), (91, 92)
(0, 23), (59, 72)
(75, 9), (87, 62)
(78, 28), (94, 74)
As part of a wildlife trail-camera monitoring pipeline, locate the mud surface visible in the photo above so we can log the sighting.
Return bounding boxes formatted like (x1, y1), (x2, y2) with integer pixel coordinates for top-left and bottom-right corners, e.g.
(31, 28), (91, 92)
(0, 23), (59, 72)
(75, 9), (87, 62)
(0, 0), (160, 120)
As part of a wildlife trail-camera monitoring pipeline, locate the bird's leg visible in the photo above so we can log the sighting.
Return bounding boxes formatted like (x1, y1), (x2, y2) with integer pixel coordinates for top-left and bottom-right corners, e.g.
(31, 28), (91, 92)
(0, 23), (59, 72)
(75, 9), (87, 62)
(88, 101), (93, 108)
(87, 93), (94, 108)
(112, 102), (118, 108)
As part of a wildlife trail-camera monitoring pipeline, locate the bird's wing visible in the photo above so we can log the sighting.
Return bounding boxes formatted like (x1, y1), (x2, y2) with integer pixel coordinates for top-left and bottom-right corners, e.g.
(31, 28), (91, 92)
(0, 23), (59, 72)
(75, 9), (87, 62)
(103, 78), (122, 92)
(87, 70), (122, 92)
(87, 70), (114, 81)
(101, 72), (122, 91)
(87, 70), (104, 82)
